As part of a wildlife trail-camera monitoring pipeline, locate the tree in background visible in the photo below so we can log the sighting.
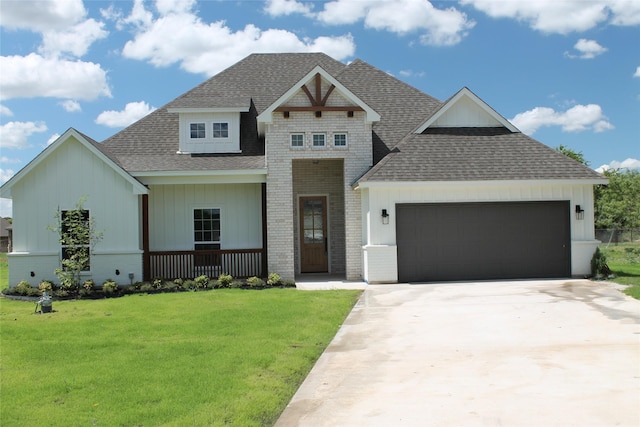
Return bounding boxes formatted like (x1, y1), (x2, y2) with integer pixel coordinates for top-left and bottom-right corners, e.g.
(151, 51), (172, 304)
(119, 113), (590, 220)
(594, 169), (640, 229)
(556, 144), (590, 167)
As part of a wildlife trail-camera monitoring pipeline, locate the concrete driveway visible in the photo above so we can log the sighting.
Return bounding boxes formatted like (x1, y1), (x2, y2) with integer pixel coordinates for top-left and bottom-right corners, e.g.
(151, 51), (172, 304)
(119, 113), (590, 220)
(276, 280), (640, 426)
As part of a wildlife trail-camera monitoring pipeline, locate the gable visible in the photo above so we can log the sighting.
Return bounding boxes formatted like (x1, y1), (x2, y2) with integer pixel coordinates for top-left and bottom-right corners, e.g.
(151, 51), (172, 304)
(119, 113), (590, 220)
(257, 66), (380, 134)
(0, 128), (147, 199)
(415, 87), (518, 133)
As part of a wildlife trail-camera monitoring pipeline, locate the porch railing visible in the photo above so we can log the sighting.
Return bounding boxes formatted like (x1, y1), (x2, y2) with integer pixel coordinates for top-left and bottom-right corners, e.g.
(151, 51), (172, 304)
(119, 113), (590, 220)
(148, 249), (264, 280)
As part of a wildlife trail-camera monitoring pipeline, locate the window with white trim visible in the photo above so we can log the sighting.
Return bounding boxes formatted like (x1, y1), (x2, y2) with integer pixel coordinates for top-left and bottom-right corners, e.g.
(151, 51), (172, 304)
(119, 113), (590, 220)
(312, 134), (326, 148)
(190, 123), (206, 139)
(212, 122), (229, 138)
(290, 133), (304, 148)
(194, 208), (221, 267)
(333, 133), (347, 148)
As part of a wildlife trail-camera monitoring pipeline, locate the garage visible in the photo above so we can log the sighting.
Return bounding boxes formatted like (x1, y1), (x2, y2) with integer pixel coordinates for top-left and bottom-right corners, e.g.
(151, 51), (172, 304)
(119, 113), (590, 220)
(396, 201), (571, 282)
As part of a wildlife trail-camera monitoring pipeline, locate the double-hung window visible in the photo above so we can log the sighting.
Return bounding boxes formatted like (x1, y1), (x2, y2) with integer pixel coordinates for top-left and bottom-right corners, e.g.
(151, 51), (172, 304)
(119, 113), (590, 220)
(194, 208), (221, 267)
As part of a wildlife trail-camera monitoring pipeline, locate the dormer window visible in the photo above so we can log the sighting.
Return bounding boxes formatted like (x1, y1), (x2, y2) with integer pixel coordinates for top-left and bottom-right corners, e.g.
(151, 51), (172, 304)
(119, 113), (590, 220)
(174, 111), (241, 154)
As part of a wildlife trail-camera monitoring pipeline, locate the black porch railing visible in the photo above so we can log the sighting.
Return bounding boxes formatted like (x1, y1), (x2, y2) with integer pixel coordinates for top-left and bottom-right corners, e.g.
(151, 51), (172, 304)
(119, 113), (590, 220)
(148, 249), (264, 280)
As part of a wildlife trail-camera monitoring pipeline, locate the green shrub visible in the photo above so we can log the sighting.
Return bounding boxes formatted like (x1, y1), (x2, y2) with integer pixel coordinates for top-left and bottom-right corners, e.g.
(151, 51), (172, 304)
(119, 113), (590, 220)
(38, 280), (54, 293)
(183, 280), (197, 291)
(102, 279), (118, 295)
(229, 280), (244, 289)
(153, 278), (165, 289)
(139, 283), (155, 293)
(246, 276), (265, 288)
(591, 247), (611, 279)
(14, 280), (33, 296)
(217, 273), (233, 287)
(194, 275), (209, 289)
(267, 273), (282, 287)
(83, 279), (95, 293)
(283, 278), (296, 288)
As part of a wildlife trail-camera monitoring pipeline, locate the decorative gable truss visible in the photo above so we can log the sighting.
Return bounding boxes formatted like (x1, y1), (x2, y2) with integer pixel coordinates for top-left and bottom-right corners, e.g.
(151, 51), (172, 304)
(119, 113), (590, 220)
(257, 66), (380, 134)
(414, 87), (519, 133)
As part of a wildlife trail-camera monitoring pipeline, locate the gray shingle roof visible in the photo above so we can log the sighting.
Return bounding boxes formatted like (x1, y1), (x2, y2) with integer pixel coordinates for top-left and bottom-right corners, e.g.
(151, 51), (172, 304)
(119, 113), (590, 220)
(358, 127), (604, 182)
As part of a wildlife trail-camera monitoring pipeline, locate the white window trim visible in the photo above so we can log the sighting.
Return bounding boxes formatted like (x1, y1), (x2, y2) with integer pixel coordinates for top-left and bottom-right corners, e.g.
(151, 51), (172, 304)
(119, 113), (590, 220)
(212, 122), (230, 140)
(312, 133), (326, 149)
(290, 133), (305, 149)
(189, 122), (206, 139)
(333, 133), (348, 148)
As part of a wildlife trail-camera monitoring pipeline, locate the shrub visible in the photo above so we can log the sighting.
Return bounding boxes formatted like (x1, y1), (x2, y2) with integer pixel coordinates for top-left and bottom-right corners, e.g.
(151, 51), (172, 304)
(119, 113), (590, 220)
(102, 279), (118, 295)
(591, 248), (611, 279)
(153, 278), (164, 289)
(217, 273), (233, 287)
(15, 280), (33, 296)
(83, 279), (95, 293)
(246, 276), (265, 288)
(139, 283), (155, 293)
(183, 280), (197, 291)
(283, 278), (296, 288)
(194, 275), (209, 289)
(267, 273), (282, 287)
(39, 280), (54, 294)
(229, 280), (244, 289)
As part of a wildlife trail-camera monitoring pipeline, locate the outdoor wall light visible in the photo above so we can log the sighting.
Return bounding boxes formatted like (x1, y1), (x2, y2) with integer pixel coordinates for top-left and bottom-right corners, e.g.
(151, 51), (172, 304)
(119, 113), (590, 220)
(382, 209), (390, 225)
(115, 269), (120, 275)
(575, 204), (585, 220)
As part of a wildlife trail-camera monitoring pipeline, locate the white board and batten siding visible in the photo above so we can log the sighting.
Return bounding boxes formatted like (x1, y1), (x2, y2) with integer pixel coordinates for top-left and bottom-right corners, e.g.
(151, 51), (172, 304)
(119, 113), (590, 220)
(8, 135), (143, 287)
(362, 181), (600, 283)
(148, 183), (263, 251)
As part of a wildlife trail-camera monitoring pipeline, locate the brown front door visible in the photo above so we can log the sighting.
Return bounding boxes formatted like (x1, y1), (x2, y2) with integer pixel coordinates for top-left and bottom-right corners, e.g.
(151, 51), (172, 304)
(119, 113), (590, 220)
(300, 196), (328, 273)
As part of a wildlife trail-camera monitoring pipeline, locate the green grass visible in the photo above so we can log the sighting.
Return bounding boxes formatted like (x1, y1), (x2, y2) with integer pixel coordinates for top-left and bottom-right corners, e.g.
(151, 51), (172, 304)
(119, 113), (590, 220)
(0, 252), (7, 291)
(599, 242), (640, 299)
(0, 289), (361, 426)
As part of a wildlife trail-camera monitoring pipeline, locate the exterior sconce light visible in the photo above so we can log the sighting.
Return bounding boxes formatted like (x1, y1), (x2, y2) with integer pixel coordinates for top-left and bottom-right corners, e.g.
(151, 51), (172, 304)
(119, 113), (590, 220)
(575, 205), (584, 220)
(382, 209), (390, 225)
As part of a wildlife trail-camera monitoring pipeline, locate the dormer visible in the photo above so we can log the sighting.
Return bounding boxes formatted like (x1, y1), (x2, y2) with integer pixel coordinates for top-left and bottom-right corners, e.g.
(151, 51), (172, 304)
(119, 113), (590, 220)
(168, 107), (249, 154)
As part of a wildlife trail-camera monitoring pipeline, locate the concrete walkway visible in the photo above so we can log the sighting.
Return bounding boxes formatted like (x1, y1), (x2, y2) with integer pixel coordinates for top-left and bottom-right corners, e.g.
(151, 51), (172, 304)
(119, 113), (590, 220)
(277, 280), (640, 426)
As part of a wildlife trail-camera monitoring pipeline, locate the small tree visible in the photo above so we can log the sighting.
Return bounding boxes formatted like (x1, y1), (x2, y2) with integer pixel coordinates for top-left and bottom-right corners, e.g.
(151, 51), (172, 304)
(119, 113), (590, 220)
(48, 197), (103, 289)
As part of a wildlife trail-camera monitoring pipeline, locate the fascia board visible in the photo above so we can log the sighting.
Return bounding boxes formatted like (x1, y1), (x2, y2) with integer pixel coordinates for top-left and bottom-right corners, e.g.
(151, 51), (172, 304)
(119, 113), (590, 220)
(356, 178), (609, 190)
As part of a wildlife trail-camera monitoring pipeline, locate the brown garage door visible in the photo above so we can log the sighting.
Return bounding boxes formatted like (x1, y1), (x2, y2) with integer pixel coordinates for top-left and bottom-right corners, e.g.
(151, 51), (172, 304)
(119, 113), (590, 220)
(396, 201), (571, 282)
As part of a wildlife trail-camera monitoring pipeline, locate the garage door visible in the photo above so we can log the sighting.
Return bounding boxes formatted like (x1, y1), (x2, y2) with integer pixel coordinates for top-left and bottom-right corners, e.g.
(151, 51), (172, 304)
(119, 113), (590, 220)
(396, 201), (571, 282)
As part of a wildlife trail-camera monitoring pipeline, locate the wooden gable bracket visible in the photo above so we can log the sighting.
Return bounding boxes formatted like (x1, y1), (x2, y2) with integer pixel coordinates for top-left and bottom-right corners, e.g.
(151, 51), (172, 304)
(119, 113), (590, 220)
(275, 73), (363, 116)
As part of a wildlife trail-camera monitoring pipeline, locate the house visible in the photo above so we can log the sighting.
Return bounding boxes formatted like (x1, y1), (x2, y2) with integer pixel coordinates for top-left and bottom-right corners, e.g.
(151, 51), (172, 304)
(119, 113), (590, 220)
(0, 217), (11, 252)
(0, 53), (606, 286)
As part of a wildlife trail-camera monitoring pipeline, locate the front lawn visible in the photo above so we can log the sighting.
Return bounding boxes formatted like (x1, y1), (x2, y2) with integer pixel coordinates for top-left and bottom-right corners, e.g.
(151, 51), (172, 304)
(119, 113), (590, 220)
(0, 252), (7, 291)
(0, 289), (361, 426)
(600, 243), (640, 299)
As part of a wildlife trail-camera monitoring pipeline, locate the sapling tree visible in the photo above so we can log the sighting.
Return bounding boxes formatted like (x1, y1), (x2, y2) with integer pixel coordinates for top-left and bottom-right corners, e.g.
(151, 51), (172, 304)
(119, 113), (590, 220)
(48, 197), (103, 289)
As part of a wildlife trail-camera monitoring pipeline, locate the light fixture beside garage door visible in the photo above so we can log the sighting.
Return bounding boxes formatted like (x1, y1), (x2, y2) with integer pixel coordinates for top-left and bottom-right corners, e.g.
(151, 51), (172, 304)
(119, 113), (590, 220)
(382, 209), (390, 224)
(575, 205), (585, 220)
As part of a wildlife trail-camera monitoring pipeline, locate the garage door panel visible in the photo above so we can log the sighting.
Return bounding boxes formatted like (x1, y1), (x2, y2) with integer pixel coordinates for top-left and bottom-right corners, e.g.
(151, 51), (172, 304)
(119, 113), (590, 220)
(396, 201), (570, 282)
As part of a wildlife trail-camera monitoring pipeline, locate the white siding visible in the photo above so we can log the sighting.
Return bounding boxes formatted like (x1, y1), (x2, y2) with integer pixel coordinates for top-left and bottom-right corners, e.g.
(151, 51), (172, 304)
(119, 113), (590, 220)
(8, 136), (142, 286)
(148, 183), (262, 251)
(432, 96), (502, 127)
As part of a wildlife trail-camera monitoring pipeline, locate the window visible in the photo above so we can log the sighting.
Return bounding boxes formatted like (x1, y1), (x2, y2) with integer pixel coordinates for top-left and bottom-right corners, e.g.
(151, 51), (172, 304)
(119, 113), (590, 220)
(312, 134), (326, 148)
(61, 210), (90, 271)
(291, 133), (304, 148)
(194, 208), (221, 249)
(212, 122), (229, 138)
(190, 123), (206, 139)
(333, 133), (347, 147)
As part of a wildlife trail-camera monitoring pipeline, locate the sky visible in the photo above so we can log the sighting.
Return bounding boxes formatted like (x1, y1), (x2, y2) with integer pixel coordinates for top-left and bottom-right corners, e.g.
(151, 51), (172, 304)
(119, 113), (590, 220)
(0, 0), (639, 217)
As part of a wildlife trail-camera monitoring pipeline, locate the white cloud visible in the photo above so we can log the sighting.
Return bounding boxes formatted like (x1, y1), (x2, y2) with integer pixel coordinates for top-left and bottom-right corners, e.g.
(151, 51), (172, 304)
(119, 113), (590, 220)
(511, 104), (614, 135)
(47, 133), (61, 146)
(316, 0), (474, 46)
(0, 105), (13, 116)
(399, 69), (426, 78)
(0, 121), (48, 149)
(59, 100), (81, 113)
(0, 198), (12, 218)
(95, 101), (157, 128)
(264, 0), (313, 17)
(0, 0), (87, 32)
(0, 53), (111, 101)
(565, 39), (608, 59)
(461, 0), (640, 34)
(39, 18), (108, 57)
(0, 157), (21, 164)
(120, 2), (356, 76)
(634, 66), (640, 77)
(596, 158), (640, 172)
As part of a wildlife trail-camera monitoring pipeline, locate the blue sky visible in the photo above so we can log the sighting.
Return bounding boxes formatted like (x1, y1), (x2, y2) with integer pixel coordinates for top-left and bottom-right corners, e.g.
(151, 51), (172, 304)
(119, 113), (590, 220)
(1, 0), (639, 217)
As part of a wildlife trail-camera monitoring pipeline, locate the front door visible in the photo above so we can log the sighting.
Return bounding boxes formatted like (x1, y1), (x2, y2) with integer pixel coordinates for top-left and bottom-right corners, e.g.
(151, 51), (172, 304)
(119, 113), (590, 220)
(300, 196), (328, 273)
